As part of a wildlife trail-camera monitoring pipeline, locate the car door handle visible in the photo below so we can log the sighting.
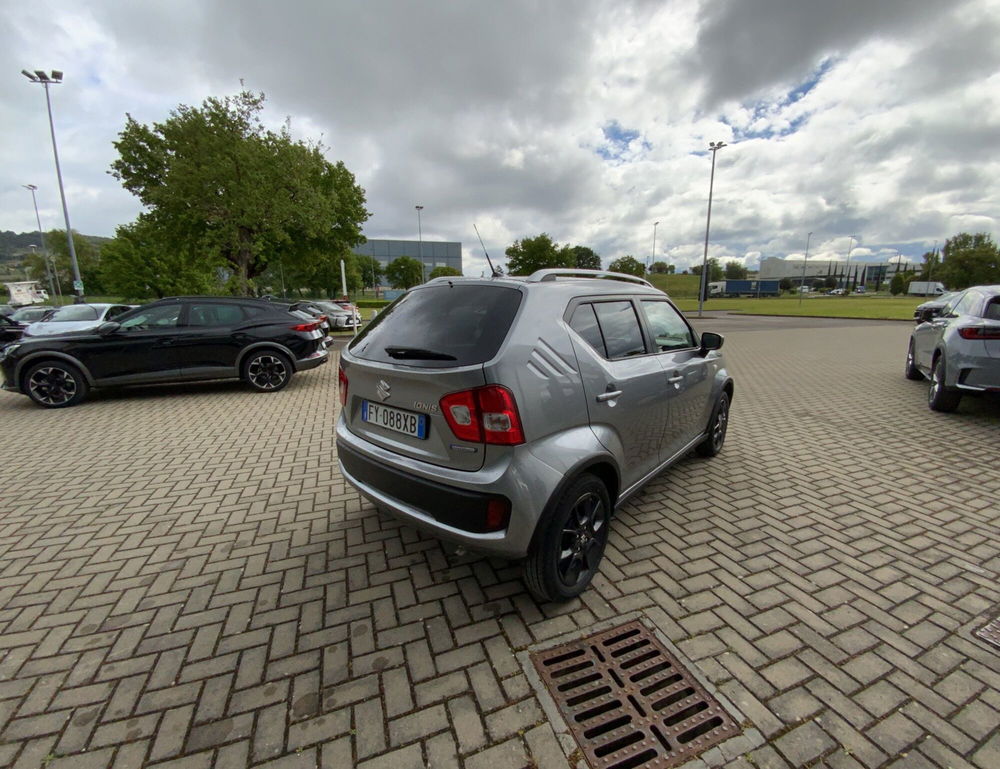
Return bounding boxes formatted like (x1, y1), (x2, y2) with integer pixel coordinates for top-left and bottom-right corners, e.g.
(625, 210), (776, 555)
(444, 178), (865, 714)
(667, 374), (684, 384)
(157, 338), (176, 346)
(596, 390), (623, 402)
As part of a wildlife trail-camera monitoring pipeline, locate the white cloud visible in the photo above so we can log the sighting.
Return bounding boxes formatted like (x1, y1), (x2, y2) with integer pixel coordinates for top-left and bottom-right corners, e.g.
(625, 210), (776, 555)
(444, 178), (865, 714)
(2, 0), (998, 279)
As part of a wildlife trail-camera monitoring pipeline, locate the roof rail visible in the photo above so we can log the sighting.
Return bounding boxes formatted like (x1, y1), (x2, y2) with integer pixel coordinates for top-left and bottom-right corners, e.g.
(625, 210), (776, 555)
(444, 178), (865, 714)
(525, 268), (653, 287)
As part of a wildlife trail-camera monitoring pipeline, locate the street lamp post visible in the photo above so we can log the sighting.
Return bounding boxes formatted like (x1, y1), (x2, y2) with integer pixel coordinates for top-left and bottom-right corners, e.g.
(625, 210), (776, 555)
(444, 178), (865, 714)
(22, 184), (57, 302)
(22, 69), (84, 303)
(415, 205), (425, 283)
(799, 232), (813, 307)
(650, 221), (659, 272)
(698, 141), (726, 317)
(842, 235), (858, 292)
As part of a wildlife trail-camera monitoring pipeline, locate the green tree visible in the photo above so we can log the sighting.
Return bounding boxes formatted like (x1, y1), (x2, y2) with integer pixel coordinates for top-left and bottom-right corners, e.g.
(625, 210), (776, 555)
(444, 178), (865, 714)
(101, 216), (221, 300)
(505, 233), (573, 275)
(724, 260), (748, 279)
(649, 261), (673, 274)
(938, 232), (1000, 289)
(355, 254), (384, 289)
(570, 245), (601, 270)
(779, 277), (793, 292)
(889, 273), (906, 295)
(25, 229), (104, 296)
(429, 265), (463, 280)
(110, 90), (369, 296)
(607, 255), (646, 277)
(386, 256), (424, 289)
(824, 275), (838, 289)
(691, 258), (724, 282)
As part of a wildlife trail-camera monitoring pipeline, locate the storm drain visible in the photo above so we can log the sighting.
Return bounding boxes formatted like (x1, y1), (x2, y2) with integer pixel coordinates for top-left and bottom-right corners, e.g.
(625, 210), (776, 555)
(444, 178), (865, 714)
(975, 613), (1000, 650)
(531, 620), (740, 769)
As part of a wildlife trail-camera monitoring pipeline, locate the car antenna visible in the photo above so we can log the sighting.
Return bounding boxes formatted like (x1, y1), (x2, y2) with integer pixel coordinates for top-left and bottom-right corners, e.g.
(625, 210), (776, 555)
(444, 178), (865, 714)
(474, 223), (501, 278)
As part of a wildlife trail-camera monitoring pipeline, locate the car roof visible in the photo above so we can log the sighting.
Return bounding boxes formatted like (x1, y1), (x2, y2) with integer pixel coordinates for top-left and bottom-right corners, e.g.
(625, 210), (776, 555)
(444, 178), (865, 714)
(416, 273), (666, 300)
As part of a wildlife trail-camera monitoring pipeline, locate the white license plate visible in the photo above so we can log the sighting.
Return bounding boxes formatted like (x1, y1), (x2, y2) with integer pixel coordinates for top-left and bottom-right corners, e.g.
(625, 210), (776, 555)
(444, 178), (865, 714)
(361, 400), (428, 439)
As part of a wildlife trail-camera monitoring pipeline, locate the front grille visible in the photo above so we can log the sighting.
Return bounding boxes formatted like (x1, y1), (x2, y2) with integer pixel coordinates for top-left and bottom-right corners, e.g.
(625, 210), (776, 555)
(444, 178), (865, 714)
(531, 620), (740, 769)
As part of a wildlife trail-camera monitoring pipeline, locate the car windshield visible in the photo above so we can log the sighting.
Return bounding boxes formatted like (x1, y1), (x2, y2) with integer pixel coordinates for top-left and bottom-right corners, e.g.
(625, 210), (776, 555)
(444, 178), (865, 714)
(47, 305), (102, 322)
(11, 308), (47, 321)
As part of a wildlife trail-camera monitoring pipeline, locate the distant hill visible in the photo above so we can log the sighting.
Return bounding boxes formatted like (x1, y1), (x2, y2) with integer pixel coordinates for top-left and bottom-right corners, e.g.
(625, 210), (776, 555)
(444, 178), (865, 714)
(0, 230), (111, 263)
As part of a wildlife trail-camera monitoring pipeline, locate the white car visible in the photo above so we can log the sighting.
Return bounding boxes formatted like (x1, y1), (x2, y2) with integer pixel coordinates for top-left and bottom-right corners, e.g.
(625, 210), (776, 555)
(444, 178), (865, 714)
(23, 303), (133, 337)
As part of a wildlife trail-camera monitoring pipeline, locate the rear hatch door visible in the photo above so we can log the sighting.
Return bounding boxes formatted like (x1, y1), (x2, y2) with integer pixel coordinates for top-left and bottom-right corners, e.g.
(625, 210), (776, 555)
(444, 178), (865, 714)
(341, 283), (523, 471)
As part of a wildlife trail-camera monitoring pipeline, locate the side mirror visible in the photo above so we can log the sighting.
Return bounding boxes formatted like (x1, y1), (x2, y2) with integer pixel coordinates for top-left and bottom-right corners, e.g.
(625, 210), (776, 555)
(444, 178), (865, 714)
(700, 331), (724, 354)
(96, 321), (121, 336)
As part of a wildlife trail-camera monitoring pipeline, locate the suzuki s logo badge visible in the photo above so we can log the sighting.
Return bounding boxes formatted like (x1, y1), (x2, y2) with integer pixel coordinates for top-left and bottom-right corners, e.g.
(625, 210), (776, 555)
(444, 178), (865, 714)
(376, 379), (391, 401)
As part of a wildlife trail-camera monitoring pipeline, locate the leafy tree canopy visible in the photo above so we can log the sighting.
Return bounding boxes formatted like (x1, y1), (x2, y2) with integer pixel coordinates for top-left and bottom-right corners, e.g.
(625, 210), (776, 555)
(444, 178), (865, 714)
(690, 257), (724, 282)
(649, 261), (674, 274)
(386, 256), (424, 289)
(570, 245), (601, 270)
(110, 90), (369, 296)
(355, 254), (384, 289)
(607, 255), (646, 277)
(938, 232), (1000, 289)
(429, 265), (463, 280)
(505, 233), (573, 275)
(25, 230), (104, 296)
(724, 260), (748, 279)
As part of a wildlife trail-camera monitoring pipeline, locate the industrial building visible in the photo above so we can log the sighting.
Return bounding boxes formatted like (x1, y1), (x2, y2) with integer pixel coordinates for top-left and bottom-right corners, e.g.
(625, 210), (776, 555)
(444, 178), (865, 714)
(351, 238), (463, 278)
(759, 256), (920, 287)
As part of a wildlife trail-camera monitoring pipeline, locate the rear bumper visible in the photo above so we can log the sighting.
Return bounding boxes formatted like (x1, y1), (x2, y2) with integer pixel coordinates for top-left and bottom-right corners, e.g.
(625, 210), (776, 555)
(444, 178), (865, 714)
(956, 357), (1000, 392)
(335, 415), (565, 559)
(295, 347), (329, 371)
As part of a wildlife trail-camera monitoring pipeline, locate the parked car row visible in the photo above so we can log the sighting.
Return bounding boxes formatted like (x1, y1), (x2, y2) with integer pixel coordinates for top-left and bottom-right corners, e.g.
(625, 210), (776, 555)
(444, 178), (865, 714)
(0, 296), (330, 408)
(906, 284), (1000, 411)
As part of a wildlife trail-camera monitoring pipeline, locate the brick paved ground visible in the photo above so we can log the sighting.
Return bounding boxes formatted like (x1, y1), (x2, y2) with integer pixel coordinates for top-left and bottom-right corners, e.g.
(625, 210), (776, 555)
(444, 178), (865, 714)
(1, 318), (999, 769)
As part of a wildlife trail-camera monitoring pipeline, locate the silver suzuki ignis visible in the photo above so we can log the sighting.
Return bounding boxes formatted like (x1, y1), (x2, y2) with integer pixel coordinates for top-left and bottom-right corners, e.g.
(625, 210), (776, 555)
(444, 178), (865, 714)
(336, 269), (733, 601)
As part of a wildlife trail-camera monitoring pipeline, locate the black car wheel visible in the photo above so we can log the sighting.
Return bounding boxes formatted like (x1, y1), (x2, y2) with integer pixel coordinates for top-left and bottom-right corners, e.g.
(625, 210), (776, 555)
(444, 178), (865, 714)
(928, 355), (961, 412)
(243, 350), (292, 392)
(696, 391), (730, 457)
(904, 340), (923, 380)
(24, 360), (88, 408)
(523, 473), (610, 602)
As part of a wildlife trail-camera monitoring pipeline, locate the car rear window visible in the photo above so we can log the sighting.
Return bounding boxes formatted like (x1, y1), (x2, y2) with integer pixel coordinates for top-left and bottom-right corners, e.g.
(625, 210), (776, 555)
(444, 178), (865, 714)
(349, 284), (522, 368)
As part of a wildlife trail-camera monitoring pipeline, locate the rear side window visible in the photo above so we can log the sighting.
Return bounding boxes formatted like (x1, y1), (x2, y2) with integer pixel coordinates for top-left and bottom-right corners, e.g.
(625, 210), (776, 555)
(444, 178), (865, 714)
(349, 285), (522, 368)
(569, 304), (606, 357)
(592, 302), (645, 359)
(186, 303), (246, 326)
(985, 299), (1000, 321)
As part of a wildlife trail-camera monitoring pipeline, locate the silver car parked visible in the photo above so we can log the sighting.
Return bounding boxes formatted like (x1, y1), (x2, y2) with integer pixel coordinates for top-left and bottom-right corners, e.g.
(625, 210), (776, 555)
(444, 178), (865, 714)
(906, 285), (1000, 411)
(23, 303), (132, 337)
(336, 269), (733, 601)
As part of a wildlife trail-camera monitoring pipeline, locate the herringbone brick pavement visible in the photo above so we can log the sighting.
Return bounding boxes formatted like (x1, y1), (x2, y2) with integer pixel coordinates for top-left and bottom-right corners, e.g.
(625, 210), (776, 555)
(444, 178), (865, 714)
(1, 319), (998, 769)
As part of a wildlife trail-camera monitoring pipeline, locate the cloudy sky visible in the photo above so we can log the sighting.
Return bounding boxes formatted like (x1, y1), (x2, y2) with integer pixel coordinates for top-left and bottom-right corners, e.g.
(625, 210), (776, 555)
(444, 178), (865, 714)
(2, 0), (999, 276)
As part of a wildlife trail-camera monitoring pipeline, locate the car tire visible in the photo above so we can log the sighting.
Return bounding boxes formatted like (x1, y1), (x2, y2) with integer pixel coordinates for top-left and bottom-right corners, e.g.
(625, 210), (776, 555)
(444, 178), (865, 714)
(695, 391), (730, 457)
(243, 350), (293, 393)
(904, 340), (923, 380)
(928, 355), (961, 412)
(523, 473), (610, 603)
(23, 360), (88, 408)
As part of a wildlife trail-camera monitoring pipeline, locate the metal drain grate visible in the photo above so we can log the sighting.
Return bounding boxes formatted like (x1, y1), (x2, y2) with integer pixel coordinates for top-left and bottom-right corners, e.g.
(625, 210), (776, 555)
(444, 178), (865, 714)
(531, 620), (740, 769)
(975, 614), (1000, 650)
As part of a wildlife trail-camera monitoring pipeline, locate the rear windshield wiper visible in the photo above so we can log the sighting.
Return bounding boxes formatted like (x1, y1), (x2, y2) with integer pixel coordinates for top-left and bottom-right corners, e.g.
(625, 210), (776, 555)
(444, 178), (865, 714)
(384, 346), (458, 361)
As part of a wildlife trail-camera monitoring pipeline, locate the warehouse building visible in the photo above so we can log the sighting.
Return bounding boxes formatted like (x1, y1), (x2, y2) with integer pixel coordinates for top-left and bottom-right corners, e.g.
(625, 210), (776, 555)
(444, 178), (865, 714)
(351, 238), (463, 277)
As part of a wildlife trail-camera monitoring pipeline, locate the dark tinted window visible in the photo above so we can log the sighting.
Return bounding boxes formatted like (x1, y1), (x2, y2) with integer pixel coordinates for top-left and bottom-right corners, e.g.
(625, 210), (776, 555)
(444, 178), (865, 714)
(593, 301), (645, 358)
(186, 303), (245, 326)
(349, 285), (522, 368)
(569, 304), (606, 356)
(120, 304), (181, 330)
(985, 298), (1000, 321)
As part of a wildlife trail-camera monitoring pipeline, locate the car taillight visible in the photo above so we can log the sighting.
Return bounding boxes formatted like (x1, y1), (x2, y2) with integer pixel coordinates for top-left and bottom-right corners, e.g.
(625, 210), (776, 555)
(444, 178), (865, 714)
(338, 365), (348, 407)
(291, 321), (321, 332)
(440, 385), (525, 445)
(958, 327), (1000, 340)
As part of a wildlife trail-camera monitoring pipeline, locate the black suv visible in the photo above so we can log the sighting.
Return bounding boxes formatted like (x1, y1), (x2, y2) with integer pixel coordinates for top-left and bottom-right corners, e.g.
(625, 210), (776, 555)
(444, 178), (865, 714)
(0, 297), (329, 408)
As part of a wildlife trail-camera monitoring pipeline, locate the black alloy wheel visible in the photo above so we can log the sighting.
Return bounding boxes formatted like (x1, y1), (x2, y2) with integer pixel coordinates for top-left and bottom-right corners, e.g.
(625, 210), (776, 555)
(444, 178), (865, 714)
(24, 361), (88, 408)
(904, 340), (923, 380)
(523, 473), (611, 602)
(696, 391), (730, 457)
(244, 351), (292, 392)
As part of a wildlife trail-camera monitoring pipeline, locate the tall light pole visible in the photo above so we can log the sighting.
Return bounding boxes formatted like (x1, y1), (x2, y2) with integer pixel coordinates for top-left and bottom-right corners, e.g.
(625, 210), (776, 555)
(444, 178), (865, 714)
(799, 232), (813, 307)
(22, 184), (57, 302)
(842, 234), (858, 292)
(415, 205), (425, 283)
(650, 221), (659, 271)
(698, 141), (726, 317)
(22, 69), (84, 303)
